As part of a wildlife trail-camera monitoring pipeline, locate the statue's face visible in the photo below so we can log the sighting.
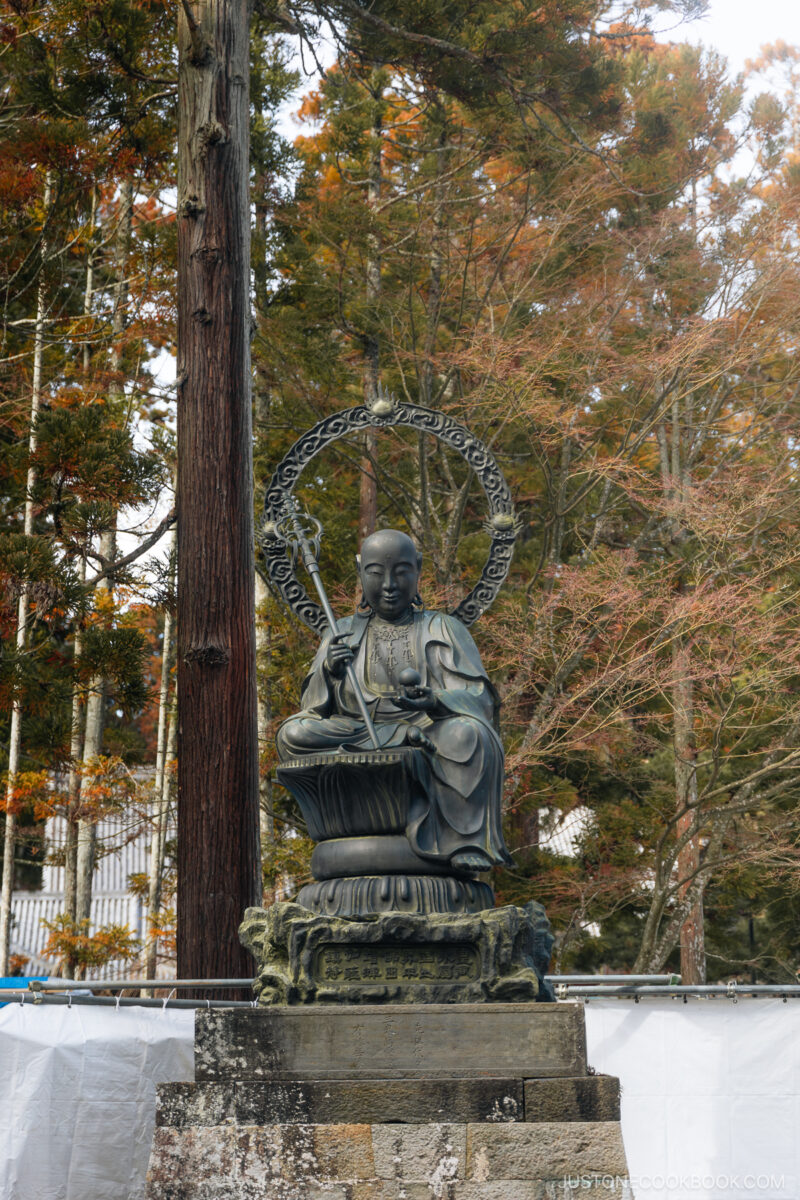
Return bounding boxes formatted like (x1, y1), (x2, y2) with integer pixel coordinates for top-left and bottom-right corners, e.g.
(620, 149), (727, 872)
(359, 529), (421, 621)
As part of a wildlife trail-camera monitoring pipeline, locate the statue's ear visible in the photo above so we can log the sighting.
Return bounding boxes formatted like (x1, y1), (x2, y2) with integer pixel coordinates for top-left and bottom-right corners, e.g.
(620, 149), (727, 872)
(356, 554), (361, 569)
(416, 553), (423, 572)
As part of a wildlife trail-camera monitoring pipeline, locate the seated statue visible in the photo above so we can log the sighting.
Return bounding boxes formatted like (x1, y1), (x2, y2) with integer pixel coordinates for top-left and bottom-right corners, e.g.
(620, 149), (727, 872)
(277, 529), (514, 879)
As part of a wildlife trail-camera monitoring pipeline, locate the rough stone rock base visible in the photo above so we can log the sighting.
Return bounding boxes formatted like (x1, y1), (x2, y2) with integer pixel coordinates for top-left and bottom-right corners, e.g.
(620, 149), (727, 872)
(239, 901), (554, 1005)
(146, 1118), (632, 1199)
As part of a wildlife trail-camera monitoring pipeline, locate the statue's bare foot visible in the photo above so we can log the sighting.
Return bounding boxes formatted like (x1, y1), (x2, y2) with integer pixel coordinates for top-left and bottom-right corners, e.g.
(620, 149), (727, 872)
(451, 850), (493, 871)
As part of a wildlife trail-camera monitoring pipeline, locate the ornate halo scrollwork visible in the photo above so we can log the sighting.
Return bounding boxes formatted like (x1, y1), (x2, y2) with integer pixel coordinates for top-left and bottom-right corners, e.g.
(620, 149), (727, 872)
(259, 391), (520, 634)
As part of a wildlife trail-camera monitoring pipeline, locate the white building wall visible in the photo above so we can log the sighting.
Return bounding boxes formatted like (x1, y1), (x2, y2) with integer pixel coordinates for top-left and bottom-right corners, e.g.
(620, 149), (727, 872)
(9, 812), (171, 981)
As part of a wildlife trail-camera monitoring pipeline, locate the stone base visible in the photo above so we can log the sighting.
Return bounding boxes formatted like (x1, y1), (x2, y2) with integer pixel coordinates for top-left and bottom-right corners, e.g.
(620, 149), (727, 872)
(194, 1004), (588, 1080)
(239, 901), (555, 1005)
(147, 1118), (631, 1199)
(145, 1005), (633, 1199)
(157, 1073), (620, 1127)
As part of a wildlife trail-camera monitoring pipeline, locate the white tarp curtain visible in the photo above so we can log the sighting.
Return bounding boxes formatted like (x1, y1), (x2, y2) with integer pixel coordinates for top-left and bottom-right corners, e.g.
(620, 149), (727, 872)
(1, 998), (798, 1200)
(585, 999), (800, 1200)
(0, 1004), (193, 1200)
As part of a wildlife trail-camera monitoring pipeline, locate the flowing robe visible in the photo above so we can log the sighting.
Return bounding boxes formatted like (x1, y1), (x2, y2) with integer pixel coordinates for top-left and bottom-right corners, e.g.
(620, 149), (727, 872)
(277, 610), (514, 869)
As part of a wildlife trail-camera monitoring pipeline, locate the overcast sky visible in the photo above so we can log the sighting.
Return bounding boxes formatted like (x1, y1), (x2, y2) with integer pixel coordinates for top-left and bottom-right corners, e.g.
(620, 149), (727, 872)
(677, 0), (799, 73)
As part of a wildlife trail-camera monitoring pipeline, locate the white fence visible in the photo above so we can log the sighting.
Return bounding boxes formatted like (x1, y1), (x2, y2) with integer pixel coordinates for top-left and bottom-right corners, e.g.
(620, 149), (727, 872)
(10, 814), (165, 979)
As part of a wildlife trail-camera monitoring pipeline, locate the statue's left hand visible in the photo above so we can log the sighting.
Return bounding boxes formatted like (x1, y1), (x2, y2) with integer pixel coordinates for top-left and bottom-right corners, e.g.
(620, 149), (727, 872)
(395, 685), (442, 715)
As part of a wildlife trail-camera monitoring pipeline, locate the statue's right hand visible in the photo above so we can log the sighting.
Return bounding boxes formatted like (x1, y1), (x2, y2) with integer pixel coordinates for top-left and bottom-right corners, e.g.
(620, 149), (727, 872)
(325, 633), (354, 677)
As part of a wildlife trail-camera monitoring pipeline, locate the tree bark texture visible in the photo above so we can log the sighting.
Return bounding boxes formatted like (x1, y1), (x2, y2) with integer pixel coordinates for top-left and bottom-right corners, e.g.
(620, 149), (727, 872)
(65, 211), (96, 944)
(669, 387), (706, 985)
(645, 396), (707, 982)
(358, 83), (383, 542)
(73, 526), (117, 978)
(254, 570), (274, 847)
(145, 698), (177, 987)
(176, 0), (261, 987)
(74, 679), (105, 921)
(64, 553), (89, 940)
(63, 653), (82, 922)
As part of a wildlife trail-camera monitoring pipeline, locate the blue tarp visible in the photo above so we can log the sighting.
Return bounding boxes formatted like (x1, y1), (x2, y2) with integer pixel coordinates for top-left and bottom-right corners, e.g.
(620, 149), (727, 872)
(0, 977), (47, 1004)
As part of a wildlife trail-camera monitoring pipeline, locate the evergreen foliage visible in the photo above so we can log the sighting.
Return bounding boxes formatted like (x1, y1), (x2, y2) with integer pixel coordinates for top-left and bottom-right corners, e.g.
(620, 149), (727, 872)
(1, 0), (799, 983)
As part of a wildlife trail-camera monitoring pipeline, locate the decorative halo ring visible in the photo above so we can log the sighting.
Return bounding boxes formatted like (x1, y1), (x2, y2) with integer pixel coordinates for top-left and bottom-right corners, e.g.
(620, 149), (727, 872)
(259, 395), (520, 634)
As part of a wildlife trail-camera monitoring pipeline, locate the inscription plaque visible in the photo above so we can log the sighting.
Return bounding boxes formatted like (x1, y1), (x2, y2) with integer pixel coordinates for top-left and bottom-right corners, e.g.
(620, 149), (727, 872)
(314, 942), (480, 985)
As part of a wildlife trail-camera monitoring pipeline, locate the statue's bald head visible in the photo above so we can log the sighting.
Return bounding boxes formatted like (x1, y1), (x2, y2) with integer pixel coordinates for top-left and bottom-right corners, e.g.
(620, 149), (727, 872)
(360, 528), (421, 570)
(358, 529), (422, 620)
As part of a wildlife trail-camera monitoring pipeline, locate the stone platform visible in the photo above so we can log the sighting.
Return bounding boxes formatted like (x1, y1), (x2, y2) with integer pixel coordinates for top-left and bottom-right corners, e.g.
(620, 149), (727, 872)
(145, 1005), (632, 1199)
(148, 1115), (629, 1199)
(195, 1003), (586, 1080)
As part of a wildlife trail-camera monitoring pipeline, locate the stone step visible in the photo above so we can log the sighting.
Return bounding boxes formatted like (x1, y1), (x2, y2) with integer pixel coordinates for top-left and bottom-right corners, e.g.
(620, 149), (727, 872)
(146, 1120), (631, 1200)
(156, 1074), (619, 1128)
(195, 1003), (587, 1081)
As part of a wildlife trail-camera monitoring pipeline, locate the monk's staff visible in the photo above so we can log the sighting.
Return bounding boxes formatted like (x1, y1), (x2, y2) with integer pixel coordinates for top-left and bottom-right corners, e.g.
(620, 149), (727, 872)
(275, 494), (381, 750)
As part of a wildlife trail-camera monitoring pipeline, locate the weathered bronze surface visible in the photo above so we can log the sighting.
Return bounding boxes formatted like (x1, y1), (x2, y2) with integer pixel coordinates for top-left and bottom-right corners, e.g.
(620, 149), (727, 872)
(295, 874), (495, 917)
(274, 528), (513, 900)
(313, 941), (481, 985)
(252, 401), (557, 1006)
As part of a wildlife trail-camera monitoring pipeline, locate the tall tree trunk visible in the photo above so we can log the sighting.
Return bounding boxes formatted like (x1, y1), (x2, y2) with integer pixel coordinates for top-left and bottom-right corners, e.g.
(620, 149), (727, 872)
(255, 570), (274, 849)
(414, 104), (447, 555)
(673, 637), (705, 985)
(74, 527), (116, 943)
(74, 698), (105, 930)
(253, 386), (273, 850)
(65, 194), (97, 956)
(420, 112), (446, 412)
(144, 696), (178, 994)
(672, 382), (705, 984)
(359, 77), (383, 542)
(145, 537), (176, 985)
(63, 632), (83, 927)
(144, 707), (177, 988)
(82, 187), (97, 375)
(652, 385), (707, 982)
(63, 554), (88, 980)
(73, 184), (132, 973)
(161, 697), (178, 877)
(176, 0), (261, 989)
(0, 173), (51, 975)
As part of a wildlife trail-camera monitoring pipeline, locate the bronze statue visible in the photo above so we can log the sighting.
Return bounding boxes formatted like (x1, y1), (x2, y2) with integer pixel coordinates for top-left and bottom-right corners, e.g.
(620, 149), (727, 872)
(277, 529), (513, 875)
(244, 398), (555, 1001)
(261, 393), (525, 916)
